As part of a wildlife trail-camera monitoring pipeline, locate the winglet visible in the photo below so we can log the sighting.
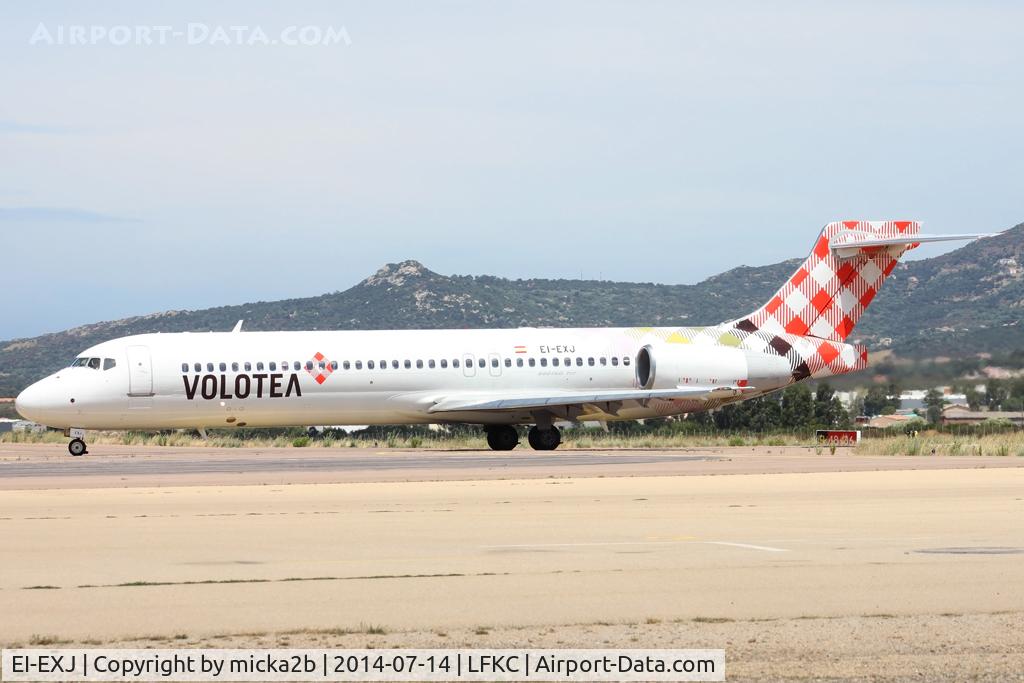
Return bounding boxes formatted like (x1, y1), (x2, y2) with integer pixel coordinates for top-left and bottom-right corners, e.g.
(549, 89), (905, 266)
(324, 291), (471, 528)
(231, 320), (244, 333)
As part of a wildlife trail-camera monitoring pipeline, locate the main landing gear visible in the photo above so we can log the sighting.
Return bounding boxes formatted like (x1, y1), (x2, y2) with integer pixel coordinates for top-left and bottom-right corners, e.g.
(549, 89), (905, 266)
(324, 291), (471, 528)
(485, 425), (519, 451)
(527, 425), (561, 451)
(484, 425), (562, 451)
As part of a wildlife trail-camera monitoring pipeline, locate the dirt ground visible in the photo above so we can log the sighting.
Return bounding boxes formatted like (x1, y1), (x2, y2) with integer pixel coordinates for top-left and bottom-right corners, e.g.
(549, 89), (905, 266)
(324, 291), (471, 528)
(1, 445), (1022, 681)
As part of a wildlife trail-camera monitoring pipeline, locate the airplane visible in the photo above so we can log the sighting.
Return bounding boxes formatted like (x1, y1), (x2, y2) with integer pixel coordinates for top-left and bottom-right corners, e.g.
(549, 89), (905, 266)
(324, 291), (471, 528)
(15, 220), (989, 456)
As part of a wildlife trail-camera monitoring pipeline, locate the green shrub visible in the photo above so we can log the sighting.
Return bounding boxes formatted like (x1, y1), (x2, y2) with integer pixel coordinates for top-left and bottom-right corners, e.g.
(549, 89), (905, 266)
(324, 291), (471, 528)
(728, 436), (745, 447)
(291, 436), (310, 448)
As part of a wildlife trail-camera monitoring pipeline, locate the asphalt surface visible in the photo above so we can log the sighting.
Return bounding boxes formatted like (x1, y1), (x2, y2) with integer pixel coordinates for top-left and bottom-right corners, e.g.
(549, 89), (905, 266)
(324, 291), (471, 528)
(2, 443), (1022, 489)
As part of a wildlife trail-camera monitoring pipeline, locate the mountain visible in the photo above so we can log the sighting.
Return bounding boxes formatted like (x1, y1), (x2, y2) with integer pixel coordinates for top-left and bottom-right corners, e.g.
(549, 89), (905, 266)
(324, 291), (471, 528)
(3, 222), (1023, 397)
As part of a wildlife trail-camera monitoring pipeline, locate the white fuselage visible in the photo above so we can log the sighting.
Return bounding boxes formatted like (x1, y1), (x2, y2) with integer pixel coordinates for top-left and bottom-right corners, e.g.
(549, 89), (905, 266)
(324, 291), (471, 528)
(14, 326), (792, 431)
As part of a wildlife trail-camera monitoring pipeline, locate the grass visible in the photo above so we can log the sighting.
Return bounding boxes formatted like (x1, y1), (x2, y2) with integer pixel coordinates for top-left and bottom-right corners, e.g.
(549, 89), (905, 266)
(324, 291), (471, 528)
(1, 428), (820, 450)
(854, 431), (1024, 457)
(7, 425), (1024, 455)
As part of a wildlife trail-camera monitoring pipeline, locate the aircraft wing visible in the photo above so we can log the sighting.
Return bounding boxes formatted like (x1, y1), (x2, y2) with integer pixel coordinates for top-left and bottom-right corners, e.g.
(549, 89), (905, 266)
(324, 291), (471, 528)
(427, 385), (754, 414)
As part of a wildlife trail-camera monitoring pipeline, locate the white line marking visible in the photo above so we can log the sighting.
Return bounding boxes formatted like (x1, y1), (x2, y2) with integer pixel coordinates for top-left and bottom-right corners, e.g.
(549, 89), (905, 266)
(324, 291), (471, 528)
(705, 541), (789, 552)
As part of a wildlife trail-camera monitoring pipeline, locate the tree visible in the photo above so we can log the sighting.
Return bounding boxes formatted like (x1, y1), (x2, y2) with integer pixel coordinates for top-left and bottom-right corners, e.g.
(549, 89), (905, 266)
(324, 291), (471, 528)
(965, 387), (983, 412)
(923, 388), (947, 425)
(781, 384), (814, 430)
(863, 386), (889, 416)
(985, 379), (1008, 410)
(813, 382), (849, 428)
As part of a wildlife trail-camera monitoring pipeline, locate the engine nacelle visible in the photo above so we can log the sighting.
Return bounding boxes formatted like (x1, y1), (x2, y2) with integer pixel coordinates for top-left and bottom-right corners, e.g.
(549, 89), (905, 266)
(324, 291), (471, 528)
(635, 343), (790, 392)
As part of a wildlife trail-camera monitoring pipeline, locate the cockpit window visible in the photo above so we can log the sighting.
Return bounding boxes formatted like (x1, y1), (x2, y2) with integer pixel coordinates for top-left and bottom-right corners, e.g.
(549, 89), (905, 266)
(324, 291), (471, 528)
(71, 357), (88, 367)
(103, 358), (116, 371)
(87, 358), (101, 369)
(72, 357), (105, 369)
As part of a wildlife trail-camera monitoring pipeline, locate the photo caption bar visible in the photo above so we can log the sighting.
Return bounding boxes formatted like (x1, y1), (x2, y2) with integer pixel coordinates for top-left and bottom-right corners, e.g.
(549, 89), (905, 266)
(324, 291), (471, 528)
(2, 648), (724, 681)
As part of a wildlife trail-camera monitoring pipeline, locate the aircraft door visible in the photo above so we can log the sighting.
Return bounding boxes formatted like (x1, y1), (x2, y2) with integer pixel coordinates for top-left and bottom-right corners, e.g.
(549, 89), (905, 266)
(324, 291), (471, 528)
(488, 352), (502, 377)
(462, 354), (476, 377)
(126, 345), (154, 396)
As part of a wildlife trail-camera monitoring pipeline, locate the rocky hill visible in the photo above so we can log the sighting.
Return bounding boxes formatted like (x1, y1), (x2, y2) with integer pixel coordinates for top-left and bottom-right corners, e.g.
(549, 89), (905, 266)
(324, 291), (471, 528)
(2, 221), (1023, 397)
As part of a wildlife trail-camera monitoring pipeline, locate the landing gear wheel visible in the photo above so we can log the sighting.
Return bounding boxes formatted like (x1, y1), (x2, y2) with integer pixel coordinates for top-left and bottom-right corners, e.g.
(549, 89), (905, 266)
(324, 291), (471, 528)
(485, 425), (519, 451)
(527, 425), (561, 451)
(68, 438), (87, 457)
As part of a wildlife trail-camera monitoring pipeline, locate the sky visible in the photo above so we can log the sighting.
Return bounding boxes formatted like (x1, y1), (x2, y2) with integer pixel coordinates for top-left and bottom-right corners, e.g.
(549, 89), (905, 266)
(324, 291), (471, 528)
(2, 2), (1023, 339)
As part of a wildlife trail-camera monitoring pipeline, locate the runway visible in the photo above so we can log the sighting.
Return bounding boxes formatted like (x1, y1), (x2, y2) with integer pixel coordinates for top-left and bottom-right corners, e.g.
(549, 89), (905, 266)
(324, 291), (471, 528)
(1, 444), (1022, 681)
(2, 443), (1020, 489)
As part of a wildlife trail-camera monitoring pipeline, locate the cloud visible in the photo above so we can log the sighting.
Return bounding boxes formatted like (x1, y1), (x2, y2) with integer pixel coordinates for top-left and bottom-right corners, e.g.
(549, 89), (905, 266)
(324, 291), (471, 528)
(0, 207), (137, 223)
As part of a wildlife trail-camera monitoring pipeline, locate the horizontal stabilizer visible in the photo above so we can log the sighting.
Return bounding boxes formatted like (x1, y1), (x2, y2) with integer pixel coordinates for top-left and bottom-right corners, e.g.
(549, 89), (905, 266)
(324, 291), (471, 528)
(829, 231), (993, 258)
(429, 385), (754, 413)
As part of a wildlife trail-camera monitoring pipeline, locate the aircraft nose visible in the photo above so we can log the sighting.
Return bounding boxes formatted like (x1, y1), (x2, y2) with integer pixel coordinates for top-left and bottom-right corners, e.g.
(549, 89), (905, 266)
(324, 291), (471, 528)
(15, 381), (53, 424)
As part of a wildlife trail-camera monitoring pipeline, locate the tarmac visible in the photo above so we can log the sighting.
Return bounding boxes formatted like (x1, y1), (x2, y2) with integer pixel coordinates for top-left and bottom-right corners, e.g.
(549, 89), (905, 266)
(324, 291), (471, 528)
(1, 443), (1022, 681)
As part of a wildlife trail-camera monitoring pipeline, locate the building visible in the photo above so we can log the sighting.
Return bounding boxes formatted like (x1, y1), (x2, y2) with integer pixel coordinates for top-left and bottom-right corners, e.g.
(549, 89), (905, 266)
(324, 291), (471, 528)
(941, 406), (1024, 427)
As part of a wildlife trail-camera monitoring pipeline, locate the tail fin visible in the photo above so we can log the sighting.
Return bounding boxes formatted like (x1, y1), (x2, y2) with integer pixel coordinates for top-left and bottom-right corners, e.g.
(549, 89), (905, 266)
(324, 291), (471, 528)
(732, 220), (985, 342)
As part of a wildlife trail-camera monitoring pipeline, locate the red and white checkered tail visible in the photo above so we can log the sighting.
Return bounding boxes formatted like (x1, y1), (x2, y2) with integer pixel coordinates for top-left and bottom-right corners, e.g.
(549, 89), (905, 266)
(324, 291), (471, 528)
(731, 220), (923, 342)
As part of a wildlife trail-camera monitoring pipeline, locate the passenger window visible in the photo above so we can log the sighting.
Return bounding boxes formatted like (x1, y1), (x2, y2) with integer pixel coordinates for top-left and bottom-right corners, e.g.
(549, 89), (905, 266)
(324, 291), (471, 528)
(588, 357), (595, 366)
(600, 357), (607, 366)
(428, 359), (436, 369)
(576, 357), (583, 366)
(306, 361), (314, 371)
(381, 360), (387, 369)
(516, 358), (524, 367)
(368, 360), (375, 369)
(319, 361), (326, 370)
(181, 363), (188, 373)
(269, 362), (277, 371)
(294, 361), (301, 371)
(504, 358), (511, 367)
(256, 362), (264, 371)
(612, 357), (619, 366)
(416, 360), (424, 369)
(232, 362), (239, 372)
(453, 359), (460, 368)
(355, 361), (363, 370)
(392, 360), (400, 369)
(478, 358), (485, 368)
(529, 358), (536, 367)
(491, 358), (499, 368)
(540, 358), (548, 367)
(441, 359), (448, 368)
(219, 362), (227, 372)
(244, 362), (252, 371)
(552, 358), (560, 367)
(194, 362), (202, 372)
(207, 362), (215, 372)
(404, 360), (412, 369)
(330, 361), (338, 370)
(623, 356), (631, 366)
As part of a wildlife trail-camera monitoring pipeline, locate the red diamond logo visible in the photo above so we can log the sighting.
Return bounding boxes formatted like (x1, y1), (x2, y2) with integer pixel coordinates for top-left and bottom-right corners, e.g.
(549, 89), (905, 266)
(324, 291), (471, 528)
(307, 351), (333, 385)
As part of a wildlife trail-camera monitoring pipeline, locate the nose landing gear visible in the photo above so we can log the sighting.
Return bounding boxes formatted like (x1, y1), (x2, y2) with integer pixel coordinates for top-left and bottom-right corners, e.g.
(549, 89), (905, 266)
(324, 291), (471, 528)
(64, 428), (88, 456)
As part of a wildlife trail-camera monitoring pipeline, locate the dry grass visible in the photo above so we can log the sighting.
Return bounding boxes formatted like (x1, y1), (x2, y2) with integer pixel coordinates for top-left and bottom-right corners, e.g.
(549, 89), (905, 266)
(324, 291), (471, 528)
(1, 429), (818, 450)
(5, 426), (1024, 455)
(854, 431), (1024, 457)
